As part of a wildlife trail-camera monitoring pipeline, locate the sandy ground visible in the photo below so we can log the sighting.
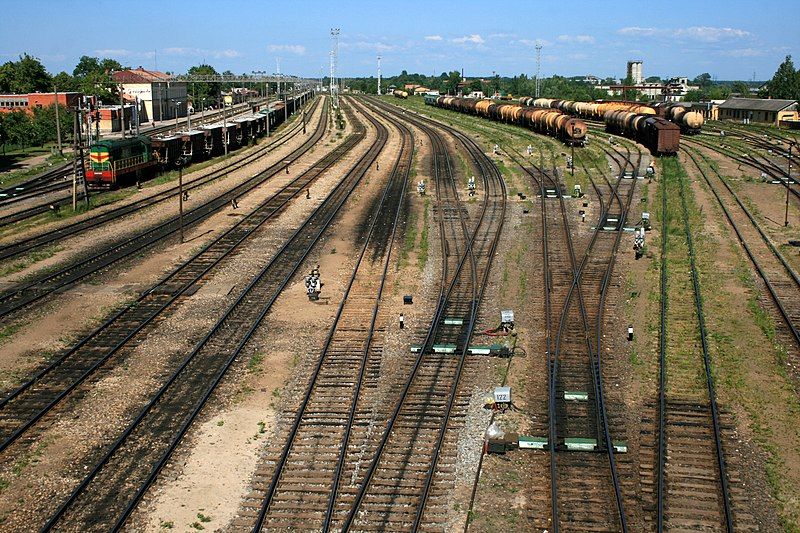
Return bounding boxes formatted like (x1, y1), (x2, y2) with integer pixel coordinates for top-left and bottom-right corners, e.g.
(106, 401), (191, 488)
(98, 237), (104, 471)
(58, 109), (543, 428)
(0, 98), (377, 529)
(0, 100), (327, 390)
(131, 98), (404, 532)
(3, 96), (797, 531)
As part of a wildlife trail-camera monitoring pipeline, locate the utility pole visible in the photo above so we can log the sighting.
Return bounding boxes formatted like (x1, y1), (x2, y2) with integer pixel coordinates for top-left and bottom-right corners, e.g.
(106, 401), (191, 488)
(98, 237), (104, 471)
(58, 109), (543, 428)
(377, 55), (382, 95)
(223, 98), (228, 157)
(265, 83), (270, 137)
(72, 111), (78, 210)
(535, 42), (542, 98)
(178, 166), (185, 243)
(94, 90), (100, 142)
(77, 106), (89, 206)
(53, 85), (62, 155)
(786, 141), (795, 227)
(120, 89), (125, 139)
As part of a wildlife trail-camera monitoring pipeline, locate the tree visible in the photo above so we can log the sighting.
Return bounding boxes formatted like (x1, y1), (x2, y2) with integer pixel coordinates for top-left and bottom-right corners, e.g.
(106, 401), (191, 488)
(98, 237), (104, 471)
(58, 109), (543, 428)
(767, 55), (800, 100)
(445, 71), (461, 95)
(468, 79), (483, 93)
(187, 64), (220, 108)
(683, 89), (707, 102)
(71, 55), (127, 104)
(731, 81), (752, 97)
(52, 71), (78, 92)
(693, 73), (713, 89)
(0, 53), (52, 93)
(2, 110), (34, 149)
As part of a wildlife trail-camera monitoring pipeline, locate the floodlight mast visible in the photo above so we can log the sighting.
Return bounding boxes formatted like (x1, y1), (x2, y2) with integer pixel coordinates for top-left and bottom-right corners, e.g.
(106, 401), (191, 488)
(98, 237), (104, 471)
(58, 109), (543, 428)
(330, 28), (340, 108)
(377, 55), (382, 95)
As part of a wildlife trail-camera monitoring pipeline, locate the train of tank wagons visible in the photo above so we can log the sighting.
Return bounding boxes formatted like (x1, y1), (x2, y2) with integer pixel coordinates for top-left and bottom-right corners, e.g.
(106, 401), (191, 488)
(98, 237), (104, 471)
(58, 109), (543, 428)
(85, 91), (314, 188)
(424, 93), (704, 155)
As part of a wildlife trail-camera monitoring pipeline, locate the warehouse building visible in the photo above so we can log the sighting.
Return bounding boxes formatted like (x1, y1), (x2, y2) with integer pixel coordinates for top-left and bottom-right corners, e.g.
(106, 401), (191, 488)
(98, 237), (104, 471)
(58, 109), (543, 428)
(113, 67), (187, 123)
(718, 97), (798, 126)
(0, 92), (84, 114)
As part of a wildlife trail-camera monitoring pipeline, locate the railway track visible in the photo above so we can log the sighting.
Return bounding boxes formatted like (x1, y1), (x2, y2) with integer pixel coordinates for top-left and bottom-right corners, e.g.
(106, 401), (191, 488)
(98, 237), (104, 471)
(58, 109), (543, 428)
(37, 98), (387, 531)
(0, 100), (272, 226)
(641, 155), (755, 532)
(395, 103), (640, 531)
(520, 140), (638, 532)
(0, 96), (317, 256)
(681, 146), (800, 348)
(0, 98), (322, 319)
(241, 95), (412, 531)
(316, 95), (505, 532)
(0, 97), (385, 458)
(683, 135), (800, 202)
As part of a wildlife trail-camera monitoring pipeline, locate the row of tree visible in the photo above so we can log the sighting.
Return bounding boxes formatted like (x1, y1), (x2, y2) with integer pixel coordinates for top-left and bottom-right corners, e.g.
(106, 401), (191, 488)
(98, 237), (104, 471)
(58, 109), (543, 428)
(347, 57), (800, 103)
(0, 104), (71, 151)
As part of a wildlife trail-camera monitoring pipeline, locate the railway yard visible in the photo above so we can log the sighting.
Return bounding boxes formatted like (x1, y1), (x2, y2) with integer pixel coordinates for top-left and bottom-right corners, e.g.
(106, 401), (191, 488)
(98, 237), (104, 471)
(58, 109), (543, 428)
(1, 57), (800, 533)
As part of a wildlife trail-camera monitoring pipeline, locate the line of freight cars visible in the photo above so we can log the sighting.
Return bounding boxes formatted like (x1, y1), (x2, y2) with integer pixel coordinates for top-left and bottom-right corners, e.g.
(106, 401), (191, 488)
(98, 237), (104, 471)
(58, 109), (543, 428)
(85, 91), (313, 188)
(519, 97), (682, 154)
(425, 95), (587, 145)
(522, 97), (703, 134)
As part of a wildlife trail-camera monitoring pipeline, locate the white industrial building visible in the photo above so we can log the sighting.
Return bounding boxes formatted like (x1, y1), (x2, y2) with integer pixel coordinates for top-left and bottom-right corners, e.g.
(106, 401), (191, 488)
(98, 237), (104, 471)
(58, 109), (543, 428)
(113, 67), (188, 123)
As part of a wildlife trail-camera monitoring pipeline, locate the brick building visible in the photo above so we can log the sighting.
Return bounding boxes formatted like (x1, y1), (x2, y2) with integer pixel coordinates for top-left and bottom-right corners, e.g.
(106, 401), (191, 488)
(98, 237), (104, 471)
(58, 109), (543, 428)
(0, 92), (83, 114)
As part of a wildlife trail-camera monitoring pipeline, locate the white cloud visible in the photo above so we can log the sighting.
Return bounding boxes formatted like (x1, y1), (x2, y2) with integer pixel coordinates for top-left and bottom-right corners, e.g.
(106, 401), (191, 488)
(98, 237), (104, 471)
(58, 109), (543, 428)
(516, 38), (551, 47)
(617, 26), (751, 42)
(94, 48), (134, 57)
(451, 34), (485, 45)
(161, 47), (241, 59)
(267, 44), (306, 56)
(341, 41), (397, 52)
(721, 48), (764, 58)
(94, 49), (156, 60)
(424, 35), (443, 41)
(557, 34), (595, 44)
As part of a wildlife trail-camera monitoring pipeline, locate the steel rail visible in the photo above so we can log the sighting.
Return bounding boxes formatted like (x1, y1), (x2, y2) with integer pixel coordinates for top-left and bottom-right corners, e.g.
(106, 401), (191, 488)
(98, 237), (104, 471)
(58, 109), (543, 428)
(0, 104), (352, 453)
(247, 95), (398, 532)
(0, 99), (321, 318)
(39, 99), (377, 531)
(675, 158), (735, 532)
(0, 95), (317, 259)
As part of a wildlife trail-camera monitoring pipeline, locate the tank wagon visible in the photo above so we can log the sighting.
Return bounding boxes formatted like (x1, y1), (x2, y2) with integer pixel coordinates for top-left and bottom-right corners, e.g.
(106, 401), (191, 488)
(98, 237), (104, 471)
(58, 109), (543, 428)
(425, 95), (586, 145)
(516, 97), (680, 155)
(393, 90), (409, 99)
(652, 102), (704, 134)
(604, 110), (680, 155)
(86, 90), (314, 188)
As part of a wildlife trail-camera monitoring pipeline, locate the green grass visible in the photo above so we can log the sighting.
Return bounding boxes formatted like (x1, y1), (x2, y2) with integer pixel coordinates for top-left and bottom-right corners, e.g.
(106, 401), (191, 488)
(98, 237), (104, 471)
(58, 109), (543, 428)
(417, 197), (430, 270)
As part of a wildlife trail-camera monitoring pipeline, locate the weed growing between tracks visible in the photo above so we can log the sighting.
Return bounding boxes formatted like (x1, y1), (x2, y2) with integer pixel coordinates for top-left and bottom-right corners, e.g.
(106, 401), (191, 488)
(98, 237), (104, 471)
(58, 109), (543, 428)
(670, 155), (800, 531)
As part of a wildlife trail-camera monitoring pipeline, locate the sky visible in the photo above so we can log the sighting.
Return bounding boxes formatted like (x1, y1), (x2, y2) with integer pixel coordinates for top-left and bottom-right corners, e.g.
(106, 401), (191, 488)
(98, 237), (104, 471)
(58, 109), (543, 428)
(2, 0), (798, 82)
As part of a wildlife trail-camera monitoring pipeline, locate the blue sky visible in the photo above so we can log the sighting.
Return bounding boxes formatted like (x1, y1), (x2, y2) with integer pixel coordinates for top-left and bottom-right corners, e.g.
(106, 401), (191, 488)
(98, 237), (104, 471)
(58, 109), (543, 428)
(2, 0), (798, 81)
